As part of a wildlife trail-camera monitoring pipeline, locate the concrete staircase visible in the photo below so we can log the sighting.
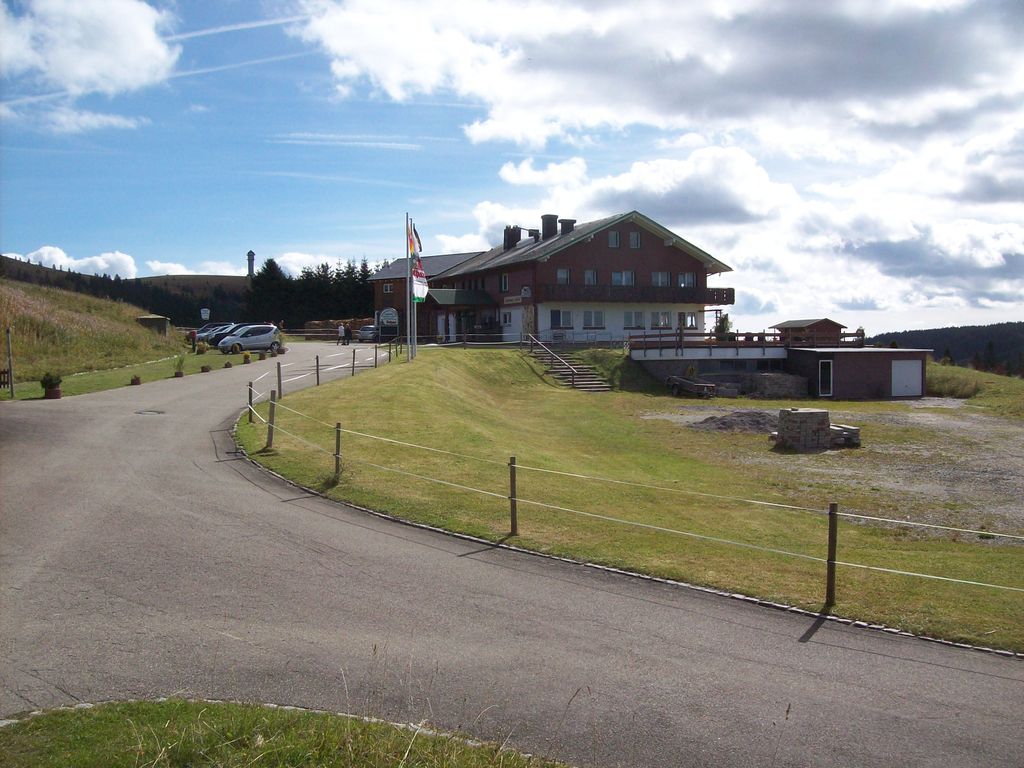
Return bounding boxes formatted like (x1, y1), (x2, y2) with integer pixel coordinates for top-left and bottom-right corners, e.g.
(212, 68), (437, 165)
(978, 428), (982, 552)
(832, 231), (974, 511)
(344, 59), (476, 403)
(530, 348), (611, 392)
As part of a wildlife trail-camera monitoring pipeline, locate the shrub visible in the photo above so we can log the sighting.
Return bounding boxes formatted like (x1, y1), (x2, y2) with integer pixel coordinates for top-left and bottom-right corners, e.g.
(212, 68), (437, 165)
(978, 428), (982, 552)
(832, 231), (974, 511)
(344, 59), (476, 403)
(40, 371), (62, 389)
(196, 342), (208, 354)
(174, 354), (186, 373)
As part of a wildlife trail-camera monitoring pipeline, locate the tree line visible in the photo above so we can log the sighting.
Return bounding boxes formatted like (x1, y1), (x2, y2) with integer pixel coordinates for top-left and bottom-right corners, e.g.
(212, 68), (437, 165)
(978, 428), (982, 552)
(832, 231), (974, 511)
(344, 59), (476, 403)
(867, 322), (1024, 377)
(0, 254), (375, 328)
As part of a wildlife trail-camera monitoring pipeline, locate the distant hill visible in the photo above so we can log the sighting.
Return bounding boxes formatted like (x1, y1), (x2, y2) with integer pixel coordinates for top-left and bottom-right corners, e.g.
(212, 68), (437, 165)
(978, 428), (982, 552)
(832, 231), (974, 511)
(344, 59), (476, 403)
(0, 255), (246, 325)
(866, 322), (1024, 370)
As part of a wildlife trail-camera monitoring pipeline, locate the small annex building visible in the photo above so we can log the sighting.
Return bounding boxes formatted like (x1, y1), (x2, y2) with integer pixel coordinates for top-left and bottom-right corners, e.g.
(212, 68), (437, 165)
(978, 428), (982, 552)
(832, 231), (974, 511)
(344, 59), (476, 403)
(786, 347), (931, 399)
(772, 319), (848, 347)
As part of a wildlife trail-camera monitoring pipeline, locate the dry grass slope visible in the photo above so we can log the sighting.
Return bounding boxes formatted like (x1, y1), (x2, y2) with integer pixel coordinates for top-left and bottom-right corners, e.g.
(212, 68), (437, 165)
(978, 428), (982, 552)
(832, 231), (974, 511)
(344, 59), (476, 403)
(0, 278), (183, 383)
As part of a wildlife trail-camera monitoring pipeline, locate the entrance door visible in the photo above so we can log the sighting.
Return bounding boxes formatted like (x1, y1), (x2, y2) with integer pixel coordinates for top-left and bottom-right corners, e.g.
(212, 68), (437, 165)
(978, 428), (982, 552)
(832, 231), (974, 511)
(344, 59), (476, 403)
(818, 360), (833, 397)
(891, 359), (923, 397)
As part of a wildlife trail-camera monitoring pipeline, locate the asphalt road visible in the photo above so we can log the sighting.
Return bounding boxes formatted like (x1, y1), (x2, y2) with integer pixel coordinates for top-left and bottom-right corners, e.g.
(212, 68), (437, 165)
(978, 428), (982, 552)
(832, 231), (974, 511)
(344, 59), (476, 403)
(1, 342), (1021, 767)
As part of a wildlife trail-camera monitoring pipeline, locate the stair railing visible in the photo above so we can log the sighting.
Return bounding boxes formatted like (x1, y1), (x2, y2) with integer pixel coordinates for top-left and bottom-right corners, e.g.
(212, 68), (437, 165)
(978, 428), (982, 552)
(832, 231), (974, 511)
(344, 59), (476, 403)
(528, 334), (579, 388)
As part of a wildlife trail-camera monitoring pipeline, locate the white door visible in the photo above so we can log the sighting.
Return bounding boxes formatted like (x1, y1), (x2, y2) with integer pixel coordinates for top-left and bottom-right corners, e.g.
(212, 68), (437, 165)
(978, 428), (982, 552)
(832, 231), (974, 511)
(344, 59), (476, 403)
(891, 359), (923, 397)
(503, 307), (522, 341)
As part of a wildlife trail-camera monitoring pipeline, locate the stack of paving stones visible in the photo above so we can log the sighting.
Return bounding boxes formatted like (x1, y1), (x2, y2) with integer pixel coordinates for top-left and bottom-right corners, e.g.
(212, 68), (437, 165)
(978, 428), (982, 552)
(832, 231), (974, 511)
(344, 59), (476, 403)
(773, 408), (832, 451)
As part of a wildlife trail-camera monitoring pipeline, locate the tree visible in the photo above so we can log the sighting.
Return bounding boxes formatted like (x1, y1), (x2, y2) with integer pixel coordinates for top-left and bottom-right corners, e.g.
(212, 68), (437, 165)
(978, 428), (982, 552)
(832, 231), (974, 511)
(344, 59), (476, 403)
(246, 259), (293, 325)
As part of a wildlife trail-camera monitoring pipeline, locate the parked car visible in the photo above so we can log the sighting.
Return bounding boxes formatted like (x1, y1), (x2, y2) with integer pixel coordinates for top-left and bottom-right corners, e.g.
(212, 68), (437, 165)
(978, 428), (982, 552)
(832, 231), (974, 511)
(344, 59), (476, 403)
(218, 324), (281, 354)
(197, 323), (234, 343)
(207, 323), (252, 347)
(357, 325), (378, 342)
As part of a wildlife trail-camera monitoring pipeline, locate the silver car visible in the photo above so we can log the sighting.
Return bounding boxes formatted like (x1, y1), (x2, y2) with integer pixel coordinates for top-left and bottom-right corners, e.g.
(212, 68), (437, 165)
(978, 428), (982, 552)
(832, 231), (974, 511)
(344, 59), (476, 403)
(218, 324), (281, 354)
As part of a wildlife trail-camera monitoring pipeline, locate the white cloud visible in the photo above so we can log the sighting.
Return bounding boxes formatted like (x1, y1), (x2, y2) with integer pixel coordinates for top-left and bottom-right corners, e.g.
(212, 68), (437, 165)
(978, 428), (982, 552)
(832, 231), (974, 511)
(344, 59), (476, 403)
(145, 260), (190, 275)
(44, 107), (148, 134)
(25, 245), (138, 279)
(499, 157), (588, 187)
(2, 0), (180, 97)
(275, 251), (337, 276)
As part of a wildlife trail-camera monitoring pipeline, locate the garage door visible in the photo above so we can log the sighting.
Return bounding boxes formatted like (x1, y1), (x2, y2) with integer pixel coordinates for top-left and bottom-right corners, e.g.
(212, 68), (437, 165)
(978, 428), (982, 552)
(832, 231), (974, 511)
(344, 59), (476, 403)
(891, 359), (923, 397)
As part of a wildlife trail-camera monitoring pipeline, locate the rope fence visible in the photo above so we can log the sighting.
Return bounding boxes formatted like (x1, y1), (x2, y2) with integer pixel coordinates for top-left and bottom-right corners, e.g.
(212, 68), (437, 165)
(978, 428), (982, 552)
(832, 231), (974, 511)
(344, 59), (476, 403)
(240, 353), (1024, 609)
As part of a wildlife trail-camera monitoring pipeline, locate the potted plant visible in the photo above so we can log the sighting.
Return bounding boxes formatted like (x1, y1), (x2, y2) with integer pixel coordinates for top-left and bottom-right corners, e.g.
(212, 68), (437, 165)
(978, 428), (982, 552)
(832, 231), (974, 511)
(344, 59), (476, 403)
(174, 354), (186, 378)
(40, 372), (62, 399)
(259, 352), (267, 361)
(130, 375), (142, 386)
(196, 342), (208, 354)
(200, 364), (211, 373)
(243, 351), (252, 364)
(224, 361), (233, 368)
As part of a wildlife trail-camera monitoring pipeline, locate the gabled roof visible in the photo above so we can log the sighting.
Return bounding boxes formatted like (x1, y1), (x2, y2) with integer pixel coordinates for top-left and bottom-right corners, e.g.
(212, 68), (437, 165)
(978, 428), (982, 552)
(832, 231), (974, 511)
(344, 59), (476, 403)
(432, 211), (733, 280)
(370, 252), (480, 281)
(773, 318), (847, 329)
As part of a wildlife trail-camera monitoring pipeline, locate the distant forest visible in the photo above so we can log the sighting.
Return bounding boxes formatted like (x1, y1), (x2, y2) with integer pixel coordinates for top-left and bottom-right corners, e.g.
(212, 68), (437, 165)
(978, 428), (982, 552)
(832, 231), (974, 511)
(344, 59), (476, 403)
(0, 255), (374, 328)
(867, 321), (1024, 375)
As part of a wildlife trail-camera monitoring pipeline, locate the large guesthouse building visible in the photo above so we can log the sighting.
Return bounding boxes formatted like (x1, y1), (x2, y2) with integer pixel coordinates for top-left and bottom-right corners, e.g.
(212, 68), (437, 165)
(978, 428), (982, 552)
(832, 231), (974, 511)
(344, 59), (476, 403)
(370, 211), (735, 343)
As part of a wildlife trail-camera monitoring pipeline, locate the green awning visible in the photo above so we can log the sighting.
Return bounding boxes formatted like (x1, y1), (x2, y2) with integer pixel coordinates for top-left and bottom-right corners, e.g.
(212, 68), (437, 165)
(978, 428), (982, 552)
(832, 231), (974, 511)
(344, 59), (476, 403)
(427, 289), (496, 306)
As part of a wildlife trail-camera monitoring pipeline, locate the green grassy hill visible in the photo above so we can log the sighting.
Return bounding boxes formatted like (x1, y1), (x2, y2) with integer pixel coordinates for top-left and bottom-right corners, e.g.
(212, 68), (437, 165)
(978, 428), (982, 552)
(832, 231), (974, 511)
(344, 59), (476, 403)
(0, 278), (184, 386)
(237, 348), (1024, 651)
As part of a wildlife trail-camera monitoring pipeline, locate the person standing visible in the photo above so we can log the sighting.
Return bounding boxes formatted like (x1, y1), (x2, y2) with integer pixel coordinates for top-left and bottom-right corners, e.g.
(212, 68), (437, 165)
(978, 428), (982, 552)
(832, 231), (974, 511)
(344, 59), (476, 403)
(337, 323), (345, 345)
(344, 322), (353, 345)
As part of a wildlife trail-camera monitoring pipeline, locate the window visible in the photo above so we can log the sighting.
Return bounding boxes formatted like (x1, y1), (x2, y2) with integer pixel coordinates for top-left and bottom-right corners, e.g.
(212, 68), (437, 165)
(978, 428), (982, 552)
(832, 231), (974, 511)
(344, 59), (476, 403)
(651, 271), (670, 287)
(583, 310), (604, 328)
(683, 312), (698, 329)
(584, 269), (597, 286)
(501, 311), (512, 326)
(629, 231), (641, 249)
(608, 231), (620, 248)
(383, 283), (393, 294)
(550, 309), (573, 329)
(611, 270), (635, 286)
(651, 311), (671, 328)
(500, 273), (508, 293)
(624, 311), (645, 329)
(678, 272), (696, 288)
(556, 268), (570, 285)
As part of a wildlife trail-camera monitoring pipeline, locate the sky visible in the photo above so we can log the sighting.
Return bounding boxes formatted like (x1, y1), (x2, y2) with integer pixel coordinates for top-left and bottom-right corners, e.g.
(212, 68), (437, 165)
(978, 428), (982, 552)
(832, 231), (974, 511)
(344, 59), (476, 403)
(1, 0), (1022, 334)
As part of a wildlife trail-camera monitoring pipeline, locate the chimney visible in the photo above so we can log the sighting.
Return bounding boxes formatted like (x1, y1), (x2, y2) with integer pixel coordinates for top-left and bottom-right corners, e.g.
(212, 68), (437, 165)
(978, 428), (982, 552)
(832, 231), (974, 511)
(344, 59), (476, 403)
(528, 228), (540, 243)
(246, 250), (255, 278)
(558, 218), (576, 235)
(541, 214), (558, 240)
(503, 225), (524, 250)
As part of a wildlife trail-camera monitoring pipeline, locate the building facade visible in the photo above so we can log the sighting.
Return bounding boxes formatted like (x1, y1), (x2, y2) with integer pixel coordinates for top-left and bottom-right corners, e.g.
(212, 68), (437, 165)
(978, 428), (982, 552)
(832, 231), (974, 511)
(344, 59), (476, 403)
(371, 211), (736, 343)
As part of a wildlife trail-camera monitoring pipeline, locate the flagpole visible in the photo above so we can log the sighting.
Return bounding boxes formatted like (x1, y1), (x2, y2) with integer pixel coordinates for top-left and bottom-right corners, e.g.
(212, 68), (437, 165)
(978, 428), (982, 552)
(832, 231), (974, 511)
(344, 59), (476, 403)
(405, 212), (412, 362)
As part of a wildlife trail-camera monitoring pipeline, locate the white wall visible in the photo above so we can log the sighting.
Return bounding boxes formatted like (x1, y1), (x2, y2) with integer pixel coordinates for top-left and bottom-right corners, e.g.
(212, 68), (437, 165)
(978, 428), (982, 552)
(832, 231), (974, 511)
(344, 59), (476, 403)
(535, 302), (706, 340)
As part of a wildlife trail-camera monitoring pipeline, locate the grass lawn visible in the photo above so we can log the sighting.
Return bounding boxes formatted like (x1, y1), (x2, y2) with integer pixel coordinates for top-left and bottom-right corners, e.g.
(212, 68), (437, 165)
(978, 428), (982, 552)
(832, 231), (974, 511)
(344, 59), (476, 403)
(0, 699), (563, 767)
(236, 348), (1023, 653)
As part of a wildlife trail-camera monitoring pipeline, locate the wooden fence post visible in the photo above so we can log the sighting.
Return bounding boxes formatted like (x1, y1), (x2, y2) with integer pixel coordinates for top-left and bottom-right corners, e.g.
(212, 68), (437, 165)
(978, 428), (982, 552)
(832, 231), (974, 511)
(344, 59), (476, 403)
(826, 502), (838, 608)
(277, 362), (283, 399)
(5, 327), (14, 399)
(247, 381), (253, 424)
(374, 345), (378, 368)
(335, 422), (342, 481)
(509, 456), (518, 536)
(316, 354), (320, 386)
(351, 349), (356, 376)
(267, 390), (277, 449)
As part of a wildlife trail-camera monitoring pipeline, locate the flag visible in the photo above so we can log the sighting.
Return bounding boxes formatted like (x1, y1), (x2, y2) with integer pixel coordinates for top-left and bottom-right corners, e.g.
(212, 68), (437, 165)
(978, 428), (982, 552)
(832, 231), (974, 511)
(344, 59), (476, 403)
(409, 221), (428, 303)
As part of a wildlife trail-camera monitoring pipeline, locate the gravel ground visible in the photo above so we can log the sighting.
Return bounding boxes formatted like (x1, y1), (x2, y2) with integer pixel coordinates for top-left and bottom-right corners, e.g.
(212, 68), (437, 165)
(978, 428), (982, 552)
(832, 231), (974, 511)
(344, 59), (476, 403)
(644, 398), (1024, 533)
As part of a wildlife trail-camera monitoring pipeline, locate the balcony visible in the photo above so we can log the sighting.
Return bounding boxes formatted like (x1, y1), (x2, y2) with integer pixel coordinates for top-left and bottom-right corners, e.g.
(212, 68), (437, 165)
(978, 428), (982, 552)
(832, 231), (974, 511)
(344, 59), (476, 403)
(534, 284), (735, 305)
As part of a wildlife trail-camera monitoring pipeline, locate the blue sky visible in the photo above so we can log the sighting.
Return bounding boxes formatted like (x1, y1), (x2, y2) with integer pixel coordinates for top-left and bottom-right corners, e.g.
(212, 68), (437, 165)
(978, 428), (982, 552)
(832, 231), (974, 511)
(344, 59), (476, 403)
(2, 0), (1022, 334)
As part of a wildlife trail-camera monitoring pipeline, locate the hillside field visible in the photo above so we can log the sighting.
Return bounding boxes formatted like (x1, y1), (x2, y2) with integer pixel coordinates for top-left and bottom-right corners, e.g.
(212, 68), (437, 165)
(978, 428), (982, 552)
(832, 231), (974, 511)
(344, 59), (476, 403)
(236, 347), (1024, 652)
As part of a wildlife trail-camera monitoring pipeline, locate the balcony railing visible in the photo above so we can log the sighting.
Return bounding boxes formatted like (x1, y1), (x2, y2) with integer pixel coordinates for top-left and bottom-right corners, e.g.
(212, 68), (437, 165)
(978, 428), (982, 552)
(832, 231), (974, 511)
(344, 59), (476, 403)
(627, 329), (867, 352)
(534, 284), (735, 305)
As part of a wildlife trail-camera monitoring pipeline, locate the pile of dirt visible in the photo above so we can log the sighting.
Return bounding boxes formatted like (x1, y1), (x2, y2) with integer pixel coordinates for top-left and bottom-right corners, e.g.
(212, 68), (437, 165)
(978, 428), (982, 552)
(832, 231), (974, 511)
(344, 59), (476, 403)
(690, 410), (778, 433)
